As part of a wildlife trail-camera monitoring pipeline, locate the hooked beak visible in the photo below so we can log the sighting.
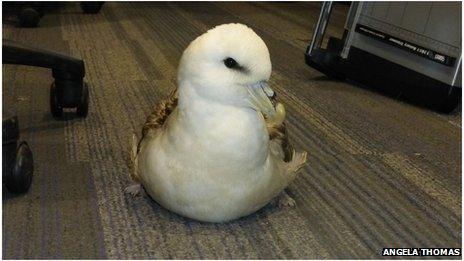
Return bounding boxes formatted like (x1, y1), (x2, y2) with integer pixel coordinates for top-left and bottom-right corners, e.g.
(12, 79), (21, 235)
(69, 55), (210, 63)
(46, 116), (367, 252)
(245, 81), (276, 118)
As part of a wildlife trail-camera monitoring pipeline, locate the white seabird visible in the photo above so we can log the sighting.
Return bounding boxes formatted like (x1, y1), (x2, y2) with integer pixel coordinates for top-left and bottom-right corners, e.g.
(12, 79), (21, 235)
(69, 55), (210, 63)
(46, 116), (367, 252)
(127, 23), (307, 223)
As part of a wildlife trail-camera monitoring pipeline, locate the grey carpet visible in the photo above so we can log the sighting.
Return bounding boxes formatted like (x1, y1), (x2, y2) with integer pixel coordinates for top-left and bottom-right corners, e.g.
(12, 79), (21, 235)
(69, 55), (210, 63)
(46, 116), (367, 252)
(2, 2), (461, 259)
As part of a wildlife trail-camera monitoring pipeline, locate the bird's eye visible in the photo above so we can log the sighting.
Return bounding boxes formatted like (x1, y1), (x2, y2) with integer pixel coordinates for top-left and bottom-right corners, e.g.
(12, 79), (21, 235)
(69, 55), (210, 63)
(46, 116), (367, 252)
(224, 57), (237, 68)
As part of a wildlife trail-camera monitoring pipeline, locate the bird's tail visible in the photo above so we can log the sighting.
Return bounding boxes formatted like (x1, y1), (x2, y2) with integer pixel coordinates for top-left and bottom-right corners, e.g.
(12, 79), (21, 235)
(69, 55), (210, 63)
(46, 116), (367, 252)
(286, 150), (308, 176)
(129, 133), (141, 183)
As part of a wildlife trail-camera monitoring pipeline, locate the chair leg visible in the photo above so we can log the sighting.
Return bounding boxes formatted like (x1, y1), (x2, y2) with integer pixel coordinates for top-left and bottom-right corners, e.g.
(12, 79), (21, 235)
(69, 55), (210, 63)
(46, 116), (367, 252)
(3, 40), (89, 118)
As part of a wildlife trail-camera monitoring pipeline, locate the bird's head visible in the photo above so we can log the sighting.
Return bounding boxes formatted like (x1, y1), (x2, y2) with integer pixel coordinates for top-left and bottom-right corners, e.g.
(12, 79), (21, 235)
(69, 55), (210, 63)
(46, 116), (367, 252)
(178, 23), (275, 118)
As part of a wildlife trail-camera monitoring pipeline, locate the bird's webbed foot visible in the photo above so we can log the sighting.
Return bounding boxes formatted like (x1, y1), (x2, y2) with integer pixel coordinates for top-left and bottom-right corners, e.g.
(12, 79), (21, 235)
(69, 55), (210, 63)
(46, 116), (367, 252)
(277, 190), (296, 208)
(124, 183), (143, 197)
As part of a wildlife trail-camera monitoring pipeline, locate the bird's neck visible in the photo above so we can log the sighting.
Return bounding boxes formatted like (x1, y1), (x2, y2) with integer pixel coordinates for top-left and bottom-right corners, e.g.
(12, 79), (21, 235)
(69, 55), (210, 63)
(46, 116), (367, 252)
(175, 82), (269, 166)
(177, 82), (265, 130)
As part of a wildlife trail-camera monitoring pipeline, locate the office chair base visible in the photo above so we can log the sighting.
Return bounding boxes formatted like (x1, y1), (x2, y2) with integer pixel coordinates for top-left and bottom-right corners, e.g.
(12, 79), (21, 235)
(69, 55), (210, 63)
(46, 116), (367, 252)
(4, 39), (89, 119)
(18, 6), (41, 27)
(50, 81), (89, 118)
(6, 142), (34, 193)
(50, 82), (63, 117)
(76, 82), (89, 117)
(3, 117), (34, 194)
(12, 2), (103, 28)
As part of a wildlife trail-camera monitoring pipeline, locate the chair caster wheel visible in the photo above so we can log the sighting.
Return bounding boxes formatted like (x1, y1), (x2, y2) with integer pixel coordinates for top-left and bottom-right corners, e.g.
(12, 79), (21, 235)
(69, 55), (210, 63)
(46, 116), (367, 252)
(50, 81), (89, 118)
(50, 82), (63, 118)
(81, 2), (104, 14)
(5, 142), (34, 194)
(76, 82), (89, 117)
(18, 7), (40, 27)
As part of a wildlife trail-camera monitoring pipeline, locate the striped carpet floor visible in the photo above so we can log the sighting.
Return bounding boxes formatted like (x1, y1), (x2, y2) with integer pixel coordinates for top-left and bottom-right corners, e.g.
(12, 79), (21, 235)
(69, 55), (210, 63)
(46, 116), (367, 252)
(2, 2), (461, 259)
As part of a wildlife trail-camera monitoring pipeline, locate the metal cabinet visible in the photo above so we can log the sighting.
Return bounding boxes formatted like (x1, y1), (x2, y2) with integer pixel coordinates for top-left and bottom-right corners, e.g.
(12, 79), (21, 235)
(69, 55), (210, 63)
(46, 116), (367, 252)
(306, 2), (462, 113)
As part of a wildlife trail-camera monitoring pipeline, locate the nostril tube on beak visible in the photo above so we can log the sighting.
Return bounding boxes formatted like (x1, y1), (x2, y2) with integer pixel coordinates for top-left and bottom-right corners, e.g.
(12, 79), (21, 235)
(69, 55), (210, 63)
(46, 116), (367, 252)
(260, 81), (275, 98)
(245, 80), (276, 118)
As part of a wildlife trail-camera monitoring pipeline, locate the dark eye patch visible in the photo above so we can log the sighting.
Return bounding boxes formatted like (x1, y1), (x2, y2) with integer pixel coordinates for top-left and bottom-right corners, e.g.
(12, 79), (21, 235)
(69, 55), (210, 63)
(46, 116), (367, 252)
(223, 57), (248, 73)
(224, 57), (237, 68)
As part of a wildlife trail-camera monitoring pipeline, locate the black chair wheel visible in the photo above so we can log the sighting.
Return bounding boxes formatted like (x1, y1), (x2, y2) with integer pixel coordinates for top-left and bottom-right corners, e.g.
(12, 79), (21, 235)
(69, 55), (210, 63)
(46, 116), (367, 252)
(50, 82), (63, 118)
(36, 6), (45, 17)
(76, 82), (89, 118)
(5, 142), (34, 194)
(18, 7), (40, 27)
(81, 2), (104, 14)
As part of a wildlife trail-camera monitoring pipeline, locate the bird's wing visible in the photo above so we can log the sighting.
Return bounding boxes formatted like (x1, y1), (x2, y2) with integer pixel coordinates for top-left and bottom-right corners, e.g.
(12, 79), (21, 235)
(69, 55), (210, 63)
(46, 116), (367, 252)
(268, 121), (293, 162)
(266, 95), (307, 177)
(141, 88), (179, 141)
(128, 89), (178, 183)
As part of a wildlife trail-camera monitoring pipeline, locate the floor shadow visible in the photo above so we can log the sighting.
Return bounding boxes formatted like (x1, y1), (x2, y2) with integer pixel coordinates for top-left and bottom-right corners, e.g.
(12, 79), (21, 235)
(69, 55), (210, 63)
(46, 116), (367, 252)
(310, 75), (344, 83)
